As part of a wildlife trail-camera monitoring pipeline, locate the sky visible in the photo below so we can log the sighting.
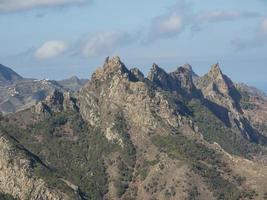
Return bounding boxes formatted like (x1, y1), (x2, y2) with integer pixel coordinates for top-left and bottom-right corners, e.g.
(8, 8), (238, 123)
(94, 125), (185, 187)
(0, 0), (266, 92)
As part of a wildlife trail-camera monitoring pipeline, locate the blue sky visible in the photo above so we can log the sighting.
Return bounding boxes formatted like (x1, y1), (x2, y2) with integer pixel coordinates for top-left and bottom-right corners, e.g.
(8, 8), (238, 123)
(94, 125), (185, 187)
(0, 0), (266, 91)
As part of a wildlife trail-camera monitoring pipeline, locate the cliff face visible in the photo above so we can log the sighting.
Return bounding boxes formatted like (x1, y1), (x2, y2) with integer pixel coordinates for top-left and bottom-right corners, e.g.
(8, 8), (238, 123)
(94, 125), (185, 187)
(79, 57), (193, 147)
(0, 56), (267, 200)
(196, 63), (267, 143)
(196, 63), (241, 112)
(0, 134), (79, 200)
(77, 57), (267, 199)
(237, 83), (267, 137)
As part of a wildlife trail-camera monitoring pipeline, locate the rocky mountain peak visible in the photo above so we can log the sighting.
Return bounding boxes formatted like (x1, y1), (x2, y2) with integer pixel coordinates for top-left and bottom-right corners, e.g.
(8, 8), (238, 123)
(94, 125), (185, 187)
(182, 63), (199, 82)
(147, 63), (173, 90)
(182, 63), (193, 71)
(92, 56), (129, 81)
(147, 63), (166, 79)
(35, 89), (78, 115)
(1, 56), (267, 200)
(104, 56), (121, 67)
(130, 67), (145, 81)
(170, 66), (196, 95)
(151, 63), (159, 70)
(208, 63), (223, 79)
(197, 63), (230, 93)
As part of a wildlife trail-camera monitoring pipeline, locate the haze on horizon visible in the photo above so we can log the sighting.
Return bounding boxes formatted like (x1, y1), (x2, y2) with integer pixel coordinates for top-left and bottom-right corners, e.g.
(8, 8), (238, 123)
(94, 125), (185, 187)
(0, 0), (266, 92)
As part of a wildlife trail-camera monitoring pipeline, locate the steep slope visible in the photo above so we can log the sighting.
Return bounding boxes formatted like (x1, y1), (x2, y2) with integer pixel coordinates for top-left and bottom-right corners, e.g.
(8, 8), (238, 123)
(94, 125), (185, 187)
(0, 64), (23, 85)
(196, 63), (267, 144)
(0, 133), (81, 200)
(0, 79), (65, 114)
(237, 83), (267, 137)
(0, 57), (266, 200)
(237, 83), (267, 100)
(182, 63), (199, 82)
(78, 57), (267, 199)
(0, 64), (87, 114)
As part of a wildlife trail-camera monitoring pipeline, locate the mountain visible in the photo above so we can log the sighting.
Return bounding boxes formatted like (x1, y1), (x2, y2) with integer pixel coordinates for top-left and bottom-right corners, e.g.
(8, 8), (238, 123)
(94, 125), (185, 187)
(58, 76), (88, 92)
(0, 79), (65, 114)
(236, 83), (267, 138)
(236, 83), (267, 100)
(0, 64), (87, 114)
(0, 56), (266, 200)
(0, 64), (23, 85)
(182, 63), (199, 82)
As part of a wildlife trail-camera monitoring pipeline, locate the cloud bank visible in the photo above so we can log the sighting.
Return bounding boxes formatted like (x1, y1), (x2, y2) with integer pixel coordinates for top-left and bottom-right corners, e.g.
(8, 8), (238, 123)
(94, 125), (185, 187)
(195, 11), (259, 23)
(146, 1), (260, 43)
(35, 40), (69, 59)
(0, 0), (86, 12)
(232, 18), (267, 50)
(82, 31), (138, 57)
(147, 14), (184, 42)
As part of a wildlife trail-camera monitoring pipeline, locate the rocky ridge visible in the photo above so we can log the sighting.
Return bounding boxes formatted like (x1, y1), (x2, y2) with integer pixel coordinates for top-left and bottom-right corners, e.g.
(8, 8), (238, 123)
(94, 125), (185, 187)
(0, 56), (267, 199)
(0, 133), (80, 200)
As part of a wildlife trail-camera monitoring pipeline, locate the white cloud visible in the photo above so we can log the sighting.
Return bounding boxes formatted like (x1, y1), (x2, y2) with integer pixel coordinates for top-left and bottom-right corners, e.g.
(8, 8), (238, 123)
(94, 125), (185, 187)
(0, 0), (86, 12)
(232, 18), (267, 50)
(82, 31), (137, 57)
(195, 11), (259, 23)
(148, 14), (184, 41)
(145, 0), (260, 43)
(35, 40), (68, 59)
(259, 18), (267, 36)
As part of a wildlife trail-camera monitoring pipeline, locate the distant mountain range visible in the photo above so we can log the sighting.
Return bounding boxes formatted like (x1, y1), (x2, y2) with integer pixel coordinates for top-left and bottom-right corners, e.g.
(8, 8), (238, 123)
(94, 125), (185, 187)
(0, 58), (266, 200)
(0, 64), (88, 114)
(0, 64), (23, 85)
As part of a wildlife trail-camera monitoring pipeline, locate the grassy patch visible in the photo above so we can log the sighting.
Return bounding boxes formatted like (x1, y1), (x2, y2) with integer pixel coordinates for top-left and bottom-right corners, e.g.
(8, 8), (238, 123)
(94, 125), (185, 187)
(152, 134), (246, 199)
(187, 99), (265, 158)
(0, 111), (114, 200)
(0, 193), (17, 200)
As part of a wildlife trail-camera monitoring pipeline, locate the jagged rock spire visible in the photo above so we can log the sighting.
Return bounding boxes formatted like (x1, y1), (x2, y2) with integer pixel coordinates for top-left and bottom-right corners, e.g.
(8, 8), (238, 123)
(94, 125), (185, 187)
(147, 63), (173, 90)
(130, 68), (145, 81)
(147, 63), (168, 81)
(104, 56), (122, 67)
(183, 63), (193, 71)
(181, 63), (199, 82)
(92, 56), (129, 80)
(208, 63), (223, 79)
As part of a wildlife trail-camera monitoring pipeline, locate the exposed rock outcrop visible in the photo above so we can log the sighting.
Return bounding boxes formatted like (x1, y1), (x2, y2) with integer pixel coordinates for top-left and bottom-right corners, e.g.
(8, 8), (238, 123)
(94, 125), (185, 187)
(196, 63), (267, 143)
(1, 56), (267, 200)
(35, 90), (79, 116)
(0, 134), (80, 200)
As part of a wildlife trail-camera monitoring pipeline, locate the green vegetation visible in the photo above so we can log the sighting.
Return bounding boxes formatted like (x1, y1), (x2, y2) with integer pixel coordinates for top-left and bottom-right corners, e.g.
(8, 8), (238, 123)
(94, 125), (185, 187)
(187, 99), (265, 158)
(0, 193), (17, 200)
(0, 110), (138, 199)
(238, 90), (257, 110)
(113, 112), (136, 197)
(255, 122), (267, 137)
(0, 111), (114, 200)
(152, 134), (247, 200)
(137, 159), (158, 181)
(187, 186), (200, 200)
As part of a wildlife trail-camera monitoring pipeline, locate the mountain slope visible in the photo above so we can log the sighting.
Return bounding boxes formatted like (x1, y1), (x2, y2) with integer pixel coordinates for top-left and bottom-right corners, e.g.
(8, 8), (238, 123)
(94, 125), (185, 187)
(0, 132), (81, 200)
(236, 83), (267, 138)
(196, 63), (267, 145)
(58, 76), (88, 92)
(0, 64), (87, 114)
(0, 64), (23, 84)
(0, 57), (266, 200)
(0, 79), (65, 114)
